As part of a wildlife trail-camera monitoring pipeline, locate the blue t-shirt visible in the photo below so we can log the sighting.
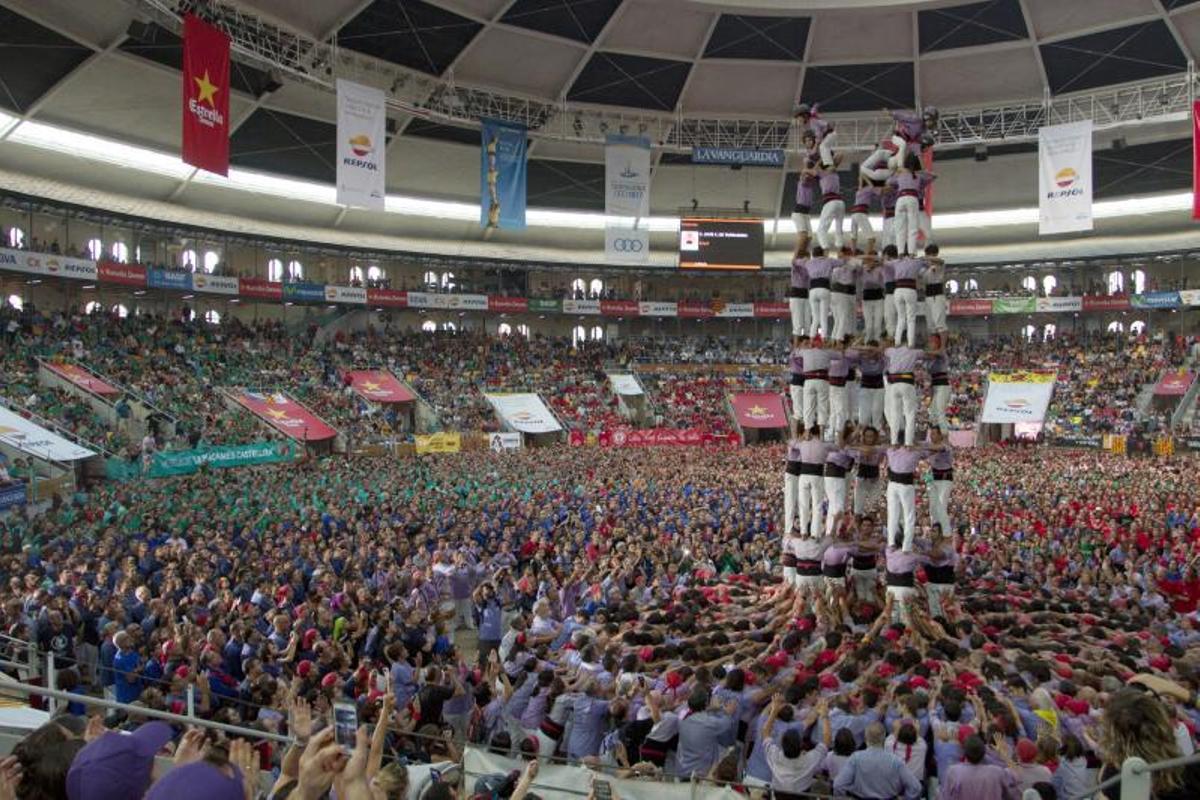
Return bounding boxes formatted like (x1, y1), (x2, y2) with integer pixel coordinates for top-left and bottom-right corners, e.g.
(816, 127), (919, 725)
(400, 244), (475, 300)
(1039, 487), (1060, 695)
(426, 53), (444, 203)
(113, 650), (142, 704)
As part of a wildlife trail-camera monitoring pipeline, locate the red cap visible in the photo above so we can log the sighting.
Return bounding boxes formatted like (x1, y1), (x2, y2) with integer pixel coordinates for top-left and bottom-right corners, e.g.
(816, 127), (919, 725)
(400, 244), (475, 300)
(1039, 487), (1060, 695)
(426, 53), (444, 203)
(1016, 739), (1038, 763)
(1057, 666), (1074, 679)
(877, 663), (896, 679)
(883, 628), (901, 642)
(1053, 653), (1072, 664)
(764, 651), (789, 670)
(1066, 699), (1090, 716)
(909, 675), (929, 690)
(297, 660), (314, 679)
(321, 672), (339, 689)
(303, 629), (319, 649)
(957, 724), (974, 744)
(1150, 655), (1172, 671)
(639, 646), (654, 662)
(819, 673), (839, 690)
(665, 671), (683, 689)
(174, 665), (190, 680)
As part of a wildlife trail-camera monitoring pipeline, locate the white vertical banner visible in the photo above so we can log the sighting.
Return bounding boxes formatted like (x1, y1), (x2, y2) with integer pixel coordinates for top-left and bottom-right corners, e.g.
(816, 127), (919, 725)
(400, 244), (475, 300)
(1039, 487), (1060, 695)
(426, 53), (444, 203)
(605, 134), (651, 263)
(1038, 120), (1092, 235)
(336, 79), (387, 210)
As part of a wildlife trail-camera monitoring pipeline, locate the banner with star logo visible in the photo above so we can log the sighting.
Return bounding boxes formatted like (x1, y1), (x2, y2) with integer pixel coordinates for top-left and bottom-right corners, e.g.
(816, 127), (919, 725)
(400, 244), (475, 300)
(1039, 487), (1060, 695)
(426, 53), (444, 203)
(182, 14), (230, 176)
(730, 392), (788, 429)
(234, 391), (337, 441)
(344, 370), (415, 404)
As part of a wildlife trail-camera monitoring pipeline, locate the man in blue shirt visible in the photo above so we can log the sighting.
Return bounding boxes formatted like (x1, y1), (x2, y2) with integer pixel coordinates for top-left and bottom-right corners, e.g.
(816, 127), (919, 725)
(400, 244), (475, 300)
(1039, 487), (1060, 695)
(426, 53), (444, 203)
(474, 583), (503, 666)
(832, 722), (921, 799)
(111, 631), (143, 705)
(677, 688), (738, 778)
(98, 622), (118, 702)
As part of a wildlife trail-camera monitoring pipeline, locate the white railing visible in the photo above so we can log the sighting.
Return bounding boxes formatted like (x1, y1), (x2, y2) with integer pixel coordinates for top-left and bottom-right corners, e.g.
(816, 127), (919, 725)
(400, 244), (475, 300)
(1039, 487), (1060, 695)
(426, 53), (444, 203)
(131, 0), (1197, 152)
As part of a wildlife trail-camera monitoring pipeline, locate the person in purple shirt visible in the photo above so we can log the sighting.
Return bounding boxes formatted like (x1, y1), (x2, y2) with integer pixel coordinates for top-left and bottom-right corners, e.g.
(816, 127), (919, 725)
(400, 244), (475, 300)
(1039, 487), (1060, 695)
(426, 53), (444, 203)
(924, 522), (959, 620)
(804, 246), (841, 340)
(789, 245), (811, 338)
(887, 245), (924, 348)
(822, 515), (855, 623)
(888, 156), (936, 257)
(888, 106), (939, 171)
(850, 425), (885, 515)
(816, 168), (845, 251)
(677, 687), (739, 778)
(566, 683), (612, 760)
(795, 102), (837, 169)
(882, 342), (924, 446)
(881, 252), (898, 343)
(856, 350), (886, 430)
(798, 427), (830, 540)
(939, 734), (1020, 800)
(449, 553), (475, 631)
(787, 342), (806, 425)
(923, 243), (947, 334)
(830, 255), (859, 344)
(882, 544), (926, 625)
(927, 335), (951, 432)
(850, 182), (877, 253)
(784, 424), (805, 548)
(800, 339), (832, 431)
(885, 445), (927, 553)
(824, 426), (855, 537)
(792, 135), (819, 250)
(927, 428), (954, 547)
(828, 351), (853, 433)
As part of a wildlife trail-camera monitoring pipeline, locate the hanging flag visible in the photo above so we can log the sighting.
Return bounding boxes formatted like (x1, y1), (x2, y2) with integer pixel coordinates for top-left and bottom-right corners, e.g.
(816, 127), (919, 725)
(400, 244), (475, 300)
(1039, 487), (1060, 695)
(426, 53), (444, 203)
(1193, 101), (1200, 220)
(181, 14), (231, 176)
(604, 134), (651, 263)
(1038, 120), (1092, 235)
(336, 79), (387, 210)
(605, 134), (651, 217)
(480, 118), (527, 229)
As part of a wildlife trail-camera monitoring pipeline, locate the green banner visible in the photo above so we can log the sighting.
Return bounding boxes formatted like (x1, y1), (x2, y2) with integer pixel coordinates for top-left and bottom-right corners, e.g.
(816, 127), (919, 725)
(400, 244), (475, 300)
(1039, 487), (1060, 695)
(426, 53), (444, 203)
(527, 298), (561, 314)
(106, 441), (298, 480)
(992, 296), (1036, 314)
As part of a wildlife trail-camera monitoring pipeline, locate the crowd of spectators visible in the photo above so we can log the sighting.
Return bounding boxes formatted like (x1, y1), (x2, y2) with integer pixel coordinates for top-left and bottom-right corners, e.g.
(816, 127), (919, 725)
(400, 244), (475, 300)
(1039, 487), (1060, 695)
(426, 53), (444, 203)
(0, 444), (1198, 799)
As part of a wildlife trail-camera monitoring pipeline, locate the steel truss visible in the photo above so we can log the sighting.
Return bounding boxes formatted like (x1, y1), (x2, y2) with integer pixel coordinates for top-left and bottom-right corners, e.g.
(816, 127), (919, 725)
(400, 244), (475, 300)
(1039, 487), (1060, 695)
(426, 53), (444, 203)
(136, 0), (1196, 153)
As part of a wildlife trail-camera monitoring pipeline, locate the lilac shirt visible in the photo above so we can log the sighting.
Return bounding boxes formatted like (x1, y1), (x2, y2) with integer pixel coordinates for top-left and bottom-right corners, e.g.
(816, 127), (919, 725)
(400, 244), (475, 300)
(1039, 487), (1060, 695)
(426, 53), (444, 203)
(829, 356), (851, 380)
(789, 349), (805, 375)
(891, 110), (924, 141)
(885, 547), (925, 574)
(938, 762), (1020, 800)
(786, 439), (803, 463)
(861, 267), (884, 290)
(796, 179), (816, 207)
(791, 258), (811, 290)
(805, 257), (841, 282)
(819, 171), (841, 198)
(823, 543), (852, 566)
(886, 446), (926, 474)
(802, 348), (832, 373)
(852, 186), (876, 210)
(884, 346), (923, 374)
(832, 263), (857, 287)
(800, 439), (831, 465)
(826, 448), (855, 470)
(929, 448), (953, 471)
(892, 257), (925, 282)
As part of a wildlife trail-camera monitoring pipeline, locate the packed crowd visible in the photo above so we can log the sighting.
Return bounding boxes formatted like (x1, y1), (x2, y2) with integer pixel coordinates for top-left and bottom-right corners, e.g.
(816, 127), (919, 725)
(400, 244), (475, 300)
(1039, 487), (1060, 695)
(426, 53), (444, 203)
(0, 439), (1197, 798)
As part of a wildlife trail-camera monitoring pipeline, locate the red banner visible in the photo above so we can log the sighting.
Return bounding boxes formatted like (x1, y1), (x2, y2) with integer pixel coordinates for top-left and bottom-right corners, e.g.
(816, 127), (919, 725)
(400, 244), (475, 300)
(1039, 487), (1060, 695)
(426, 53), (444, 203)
(234, 391), (337, 441)
(1194, 101), (1200, 220)
(344, 370), (415, 403)
(753, 301), (789, 318)
(43, 362), (121, 398)
(182, 14), (230, 176)
(1154, 371), (1195, 397)
(949, 299), (992, 316)
(487, 296), (527, 313)
(731, 392), (788, 429)
(921, 147), (934, 231)
(598, 428), (739, 448)
(366, 288), (407, 308)
(677, 300), (715, 318)
(239, 277), (283, 301)
(600, 300), (639, 316)
(1082, 294), (1131, 312)
(97, 260), (146, 287)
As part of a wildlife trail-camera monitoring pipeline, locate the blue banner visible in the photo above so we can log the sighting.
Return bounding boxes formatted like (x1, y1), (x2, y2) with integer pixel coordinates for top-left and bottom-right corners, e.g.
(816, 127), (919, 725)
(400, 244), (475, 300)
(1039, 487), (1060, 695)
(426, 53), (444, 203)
(282, 282), (327, 303)
(480, 118), (527, 230)
(147, 268), (193, 292)
(1131, 291), (1181, 310)
(0, 482), (26, 512)
(691, 147), (785, 167)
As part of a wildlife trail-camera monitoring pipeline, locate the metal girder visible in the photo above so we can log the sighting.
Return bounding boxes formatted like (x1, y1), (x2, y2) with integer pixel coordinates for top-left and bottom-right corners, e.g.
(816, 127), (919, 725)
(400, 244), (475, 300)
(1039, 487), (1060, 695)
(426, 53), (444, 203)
(135, 0), (1196, 153)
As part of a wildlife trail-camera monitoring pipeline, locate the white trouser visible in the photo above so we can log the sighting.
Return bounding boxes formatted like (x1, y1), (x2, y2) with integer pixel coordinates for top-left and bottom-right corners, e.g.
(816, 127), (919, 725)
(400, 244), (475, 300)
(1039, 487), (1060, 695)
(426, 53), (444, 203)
(791, 211), (811, 237)
(824, 476), (847, 534)
(893, 286), (918, 347)
(930, 478), (953, 537)
(890, 136), (922, 170)
(829, 384), (849, 435)
(808, 287), (831, 337)
(830, 292), (854, 342)
(851, 568), (878, 604)
(819, 132), (839, 169)
(883, 292), (897, 341)
(789, 295), (810, 338)
(854, 476), (882, 515)
(816, 200), (845, 251)
(850, 212), (874, 250)
(888, 585), (917, 625)
(894, 195), (920, 255)
(798, 473), (824, 538)
(886, 480), (917, 551)
(859, 386), (885, 429)
(860, 150), (892, 183)
(862, 299), (884, 343)
(784, 473), (800, 535)
(789, 383), (803, 421)
(886, 380), (917, 445)
(803, 378), (830, 431)
(926, 583), (954, 620)
(881, 217), (895, 248)
(929, 384), (951, 431)
(926, 294), (947, 333)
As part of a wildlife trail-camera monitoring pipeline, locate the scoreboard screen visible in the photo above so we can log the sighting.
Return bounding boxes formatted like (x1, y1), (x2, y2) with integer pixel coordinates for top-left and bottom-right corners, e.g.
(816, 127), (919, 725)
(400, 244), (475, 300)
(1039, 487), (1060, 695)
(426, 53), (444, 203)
(678, 218), (763, 271)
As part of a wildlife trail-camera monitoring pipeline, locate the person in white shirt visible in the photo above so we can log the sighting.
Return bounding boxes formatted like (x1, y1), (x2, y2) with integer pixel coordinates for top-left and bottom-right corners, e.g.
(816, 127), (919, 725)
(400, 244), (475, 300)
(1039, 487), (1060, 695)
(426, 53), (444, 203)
(885, 720), (928, 783)
(761, 694), (831, 797)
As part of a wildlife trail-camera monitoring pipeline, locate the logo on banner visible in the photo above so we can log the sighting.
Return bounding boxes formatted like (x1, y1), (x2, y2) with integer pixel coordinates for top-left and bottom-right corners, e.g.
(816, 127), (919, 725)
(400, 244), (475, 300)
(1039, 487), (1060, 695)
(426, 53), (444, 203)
(746, 405), (770, 420)
(349, 135), (373, 158)
(1055, 168), (1076, 188)
(612, 238), (644, 252)
(1005, 399), (1030, 409)
(189, 71), (224, 128)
